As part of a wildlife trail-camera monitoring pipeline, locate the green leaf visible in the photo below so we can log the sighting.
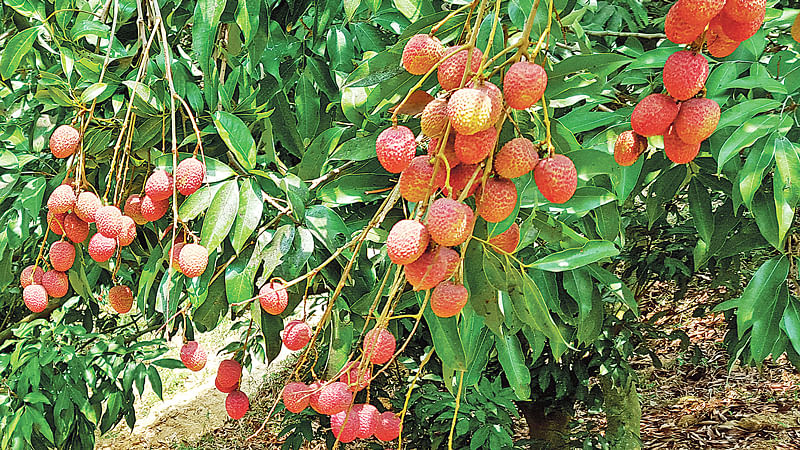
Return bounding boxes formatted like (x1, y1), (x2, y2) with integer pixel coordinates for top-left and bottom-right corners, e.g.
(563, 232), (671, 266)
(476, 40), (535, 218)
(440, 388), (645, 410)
(530, 240), (619, 272)
(258, 225), (296, 281)
(751, 283), (788, 362)
(716, 98), (780, 129)
(738, 132), (776, 209)
(192, 0), (224, 77)
(781, 298), (800, 355)
(225, 247), (257, 304)
(200, 179), (239, 251)
(716, 115), (789, 173)
(305, 205), (349, 254)
(646, 164), (686, 227)
(259, 306), (283, 364)
(0, 27), (40, 80)
(495, 329), (530, 400)
(325, 306), (354, 378)
(122, 81), (162, 115)
(296, 127), (345, 181)
(418, 291), (467, 370)
(518, 271), (568, 348)
(688, 179), (714, 245)
(752, 189), (781, 250)
(296, 68), (320, 144)
(146, 365), (163, 400)
(588, 265), (638, 315)
(231, 179), (263, 254)
(79, 82), (111, 103)
(464, 238), (504, 334)
(193, 276), (227, 332)
(213, 111), (257, 171)
(178, 184), (220, 222)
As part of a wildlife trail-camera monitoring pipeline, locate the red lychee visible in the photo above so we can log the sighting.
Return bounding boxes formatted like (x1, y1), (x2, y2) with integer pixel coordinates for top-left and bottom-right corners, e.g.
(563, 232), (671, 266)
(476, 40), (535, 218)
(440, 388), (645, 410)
(363, 328), (396, 365)
(426, 198), (474, 247)
(630, 93), (680, 137)
(216, 359), (242, 392)
(405, 248), (449, 290)
(673, 0), (725, 25)
(178, 243), (208, 278)
(180, 341), (207, 371)
(124, 194), (148, 225)
(446, 164), (482, 198)
(386, 219), (430, 265)
(673, 97), (720, 144)
(42, 270), (69, 298)
(398, 156), (444, 203)
(108, 285), (133, 314)
(375, 126), (416, 173)
(95, 205), (123, 238)
(282, 320), (312, 351)
(63, 213), (89, 244)
(420, 98), (448, 137)
(225, 390), (249, 420)
(663, 128), (701, 164)
(721, 0), (766, 23)
(88, 233), (117, 262)
(707, 19), (740, 58)
(259, 281), (288, 315)
(49, 241), (75, 272)
(47, 185), (76, 214)
(75, 191), (101, 223)
(503, 61), (548, 110)
(614, 131), (648, 167)
(665, 4), (705, 44)
(283, 382), (311, 413)
(49, 125), (80, 158)
(534, 154), (577, 204)
(330, 408), (359, 443)
(488, 223), (521, 254)
(717, 8), (765, 42)
(145, 169), (174, 201)
(375, 411), (401, 441)
(494, 137), (539, 178)
(355, 404), (379, 439)
(314, 382), (353, 415)
(437, 47), (483, 91)
(440, 247), (461, 280)
(118, 216), (137, 247)
(478, 177), (518, 222)
(23, 284), (48, 313)
(431, 281), (469, 318)
(402, 34), (445, 75)
(20, 265), (44, 288)
(48, 211), (65, 236)
(140, 195), (169, 222)
(175, 158), (205, 196)
(454, 127), (498, 164)
(339, 361), (372, 392)
(447, 88), (493, 136)
(663, 50), (709, 101)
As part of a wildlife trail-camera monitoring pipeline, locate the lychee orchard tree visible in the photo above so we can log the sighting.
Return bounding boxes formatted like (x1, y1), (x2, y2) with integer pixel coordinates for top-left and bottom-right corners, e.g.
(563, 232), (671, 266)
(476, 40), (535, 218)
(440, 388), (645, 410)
(1, 0), (799, 447)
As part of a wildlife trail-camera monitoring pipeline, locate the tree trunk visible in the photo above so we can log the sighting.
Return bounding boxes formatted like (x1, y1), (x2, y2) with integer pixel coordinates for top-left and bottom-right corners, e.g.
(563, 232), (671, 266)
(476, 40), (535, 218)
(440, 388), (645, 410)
(599, 374), (642, 449)
(518, 400), (571, 449)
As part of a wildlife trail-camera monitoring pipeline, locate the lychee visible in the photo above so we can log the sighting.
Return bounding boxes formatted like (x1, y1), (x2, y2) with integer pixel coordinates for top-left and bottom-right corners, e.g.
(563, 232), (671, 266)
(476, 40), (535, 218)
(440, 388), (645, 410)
(375, 411), (401, 441)
(614, 131), (648, 167)
(663, 128), (701, 164)
(314, 382), (353, 415)
(215, 377), (240, 394)
(630, 94), (679, 137)
(447, 164), (482, 198)
(49, 125), (80, 158)
(49, 241), (75, 272)
(225, 390), (249, 420)
(63, 213), (89, 243)
(176, 158), (205, 196)
(428, 133), (459, 168)
(437, 47), (483, 91)
(124, 194), (148, 225)
(47, 185), (76, 214)
(405, 249), (449, 290)
(494, 137), (539, 178)
(363, 328), (396, 365)
(454, 127), (498, 164)
(386, 219), (430, 265)
(282, 320), (312, 351)
(717, 8), (765, 42)
(672, 97), (720, 144)
(426, 198), (474, 247)
(534, 155), (577, 204)
(468, 80), (504, 125)
(259, 281), (288, 315)
(170, 242), (185, 273)
(140, 195), (169, 222)
(503, 61), (548, 110)
(707, 20), (740, 58)
(674, 0), (725, 25)
(88, 233), (116, 262)
(721, 0), (766, 23)
(308, 381), (325, 412)
(355, 404), (379, 439)
(440, 247), (461, 280)
(330, 408), (359, 443)
(75, 191), (101, 223)
(375, 126), (417, 173)
(180, 341), (207, 371)
(108, 285), (133, 314)
(95, 205), (123, 238)
(665, 4), (705, 44)
(431, 281), (469, 318)
(42, 270), (69, 298)
(447, 88), (493, 135)
(663, 50), (709, 101)
(398, 156), (444, 203)
(283, 382), (311, 413)
(20, 265), (44, 288)
(216, 359), (242, 391)
(118, 216), (137, 247)
(145, 169), (174, 201)
(178, 243), (208, 278)
(488, 223), (520, 254)
(420, 98), (448, 138)
(339, 361), (372, 392)
(48, 211), (65, 235)
(478, 177), (518, 222)
(793, 12), (800, 43)
(23, 284), (48, 313)
(402, 34), (445, 75)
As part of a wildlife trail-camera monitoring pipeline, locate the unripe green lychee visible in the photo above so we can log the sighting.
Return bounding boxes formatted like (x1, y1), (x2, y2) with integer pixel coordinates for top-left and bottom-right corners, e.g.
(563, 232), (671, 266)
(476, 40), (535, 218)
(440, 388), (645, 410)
(663, 50), (709, 101)
(503, 61), (548, 110)
(494, 138), (539, 178)
(614, 131), (648, 167)
(402, 34), (445, 75)
(375, 126), (417, 173)
(404, 249), (448, 290)
(145, 169), (174, 201)
(178, 243), (208, 278)
(663, 128), (701, 164)
(20, 265), (44, 288)
(665, 4), (705, 44)
(49, 241), (75, 272)
(398, 156), (444, 203)
(140, 195), (169, 222)
(721, 0), (766, 23)
(225, 390), (249, 420)
(63, 213), (89, 244)
(375, 412), (401, 441)
(437, 47), (483, 91)
(420, 98), (448, 137)
(88, 233), (117, 262)
(283, 382), (311, 413)
(631, 94), (679, 137)
(330, 408), (359, 443)
(176, 158), (205, 196)
(95, 205), (123, 238)
(47, 185), (76, 214)
(124, 194), (148, 225)
(363, 328), (396, 365)
(717, 8), (765, 42)
(454, 127), (497, 164)
(180, 341), (207, 371)
(42, 270), (68, 298)
(282, 320), (312, 351)
(488, 223), (520, 254)
(674, 0), (725, 25)
(49, 125), (80, 158)
(108, 285), (133, 314)
(259, 281), (288, 315)
(386, 219), (430, 265)
(534, 155), (577, 204)
(673, 98), (720, 144)
(430, 281), (469, 318)
(447, 88), (493, 136)
(23, 284), (48, 313)
(75, 191), (101, 223)
(48, 211), (65, 236)
(426, 198), (474, 247)
(478, 178), (518, 222)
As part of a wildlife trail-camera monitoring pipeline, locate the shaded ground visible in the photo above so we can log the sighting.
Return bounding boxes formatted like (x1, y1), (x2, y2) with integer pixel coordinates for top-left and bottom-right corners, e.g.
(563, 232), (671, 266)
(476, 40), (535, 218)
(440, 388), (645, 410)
(98, 281), (800, 449)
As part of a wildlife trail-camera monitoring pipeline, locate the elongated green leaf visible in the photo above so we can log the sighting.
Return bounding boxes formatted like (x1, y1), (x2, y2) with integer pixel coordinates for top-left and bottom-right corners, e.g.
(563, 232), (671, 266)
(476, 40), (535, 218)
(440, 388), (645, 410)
(739, 133), (776, 209)
(225, 247), (257, 304)
(200, 179), (239, 251)
(213, 111), (256, 171)
(192, 0), (224, 76)
(751, 283), (788, 362)
(588, 265), (638, 315)
(147, 365), (163, 400)
(464, 236), (504, 334)
(178, 184), (220, 221)
(716, 115), (788, 172)
(418, 291), (467, 370)
(530, 240), (619, 272)
(193, 276), (227, 332)
(231, 179), (263, 253)
(0, 27), (40, 80)
(260, 306), (283, 364)
(495, 329), (530, 400)
(688, 179), (714, 244)
(296, 127), (345, 181)
(781, 298), (800, 355)
(296, 68), (320, 144)
(716, 98), (780, 129)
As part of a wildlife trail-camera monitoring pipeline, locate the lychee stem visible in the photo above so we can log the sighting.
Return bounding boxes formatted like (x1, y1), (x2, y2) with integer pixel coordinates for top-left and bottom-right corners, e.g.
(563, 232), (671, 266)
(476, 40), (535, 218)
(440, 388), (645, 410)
(430, 1), (477, 36)
(475, 0), (504, 77)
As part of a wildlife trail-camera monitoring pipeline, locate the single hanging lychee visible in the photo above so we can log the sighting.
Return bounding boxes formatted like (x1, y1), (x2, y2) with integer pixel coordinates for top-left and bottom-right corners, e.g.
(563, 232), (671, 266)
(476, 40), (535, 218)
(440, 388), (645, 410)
(178, 243), (208, 278)
(108, 285), (134, 314)
(145, 169), (174, 201)
(430, 281), (469, 318)
(23, 284), (48, 313)
(47, 185), (76, 214)
(614, 131), (648, 167)
(534, 154), (577, 204)
(672, 97), (720, 144)
(630, 94), (679, 137)
(477, 178), (518, 223)
(402, 34), (445, 75)
(437, 47), (483, 91)
(447, 88), (493, 136)
(282, 320), (312, 351)
(662, 50), (709, 101)
(363, 328), (396, 365)
(41, 270), (69, 298)
(180, 341), (207, 371)
(49, 125), (80, 158)
(488, 223), (520, 254)
(494, 137), (539, 178)
(425, 198), (474, 247)
(375, 126), (416, 173)
(386, 219), (430, 265)
(259, 281), (288, 314)
(420, 98), (448, 137)
(175, 158), (205, 196)
(75, 191), (101, 223)
(663, 128), (701, 164)
(503, 61), (548, 110)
